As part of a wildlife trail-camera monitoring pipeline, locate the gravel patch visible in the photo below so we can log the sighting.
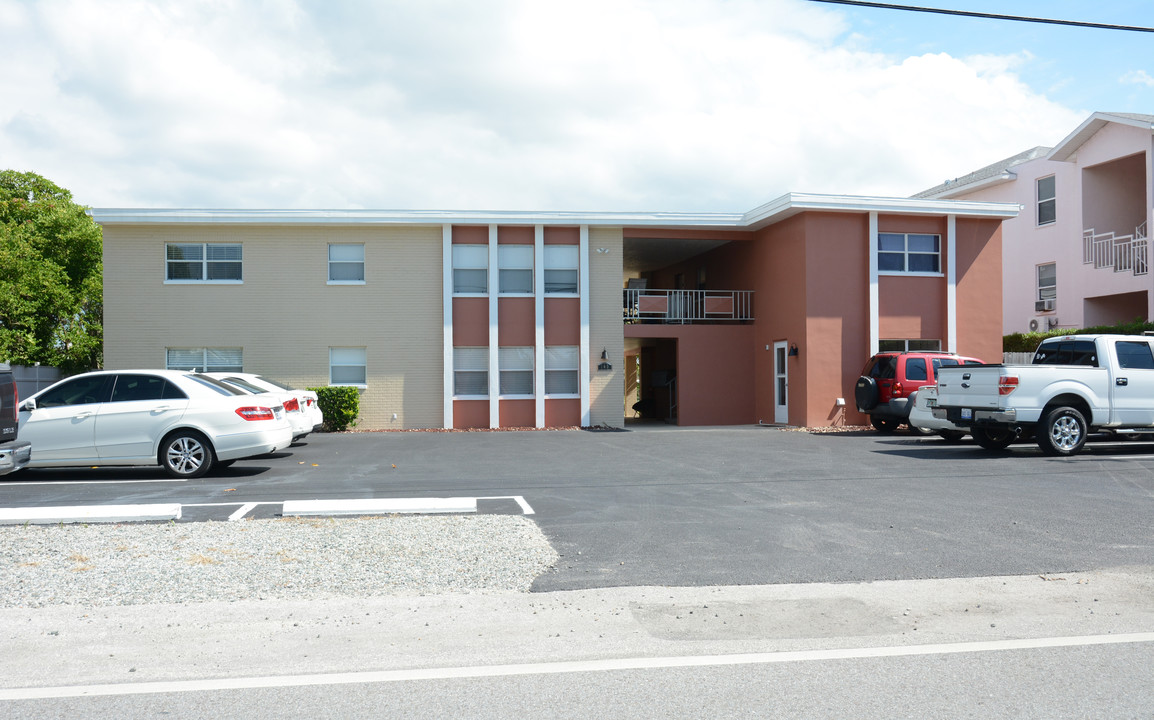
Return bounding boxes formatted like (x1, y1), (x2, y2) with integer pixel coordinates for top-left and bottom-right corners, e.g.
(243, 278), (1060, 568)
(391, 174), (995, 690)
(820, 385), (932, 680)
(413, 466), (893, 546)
(0, 515), (559, 608)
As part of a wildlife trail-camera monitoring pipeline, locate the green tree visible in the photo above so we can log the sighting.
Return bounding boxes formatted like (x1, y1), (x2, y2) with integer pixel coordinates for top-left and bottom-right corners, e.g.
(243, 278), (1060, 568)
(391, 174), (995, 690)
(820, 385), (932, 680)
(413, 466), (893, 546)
(0, 171), (103, 373)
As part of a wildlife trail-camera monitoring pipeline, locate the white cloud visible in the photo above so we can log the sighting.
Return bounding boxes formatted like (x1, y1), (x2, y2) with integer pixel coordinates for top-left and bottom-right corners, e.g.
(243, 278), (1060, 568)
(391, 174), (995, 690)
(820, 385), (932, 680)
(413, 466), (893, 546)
(1121, 70), (1154, 87)
(0, 0), (1084, 211)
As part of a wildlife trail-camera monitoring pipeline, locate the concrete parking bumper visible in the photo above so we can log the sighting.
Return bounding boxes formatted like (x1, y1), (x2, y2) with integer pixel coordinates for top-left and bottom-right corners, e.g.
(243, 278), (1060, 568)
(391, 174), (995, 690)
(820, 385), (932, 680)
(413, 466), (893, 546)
(0, 503), (182, 525)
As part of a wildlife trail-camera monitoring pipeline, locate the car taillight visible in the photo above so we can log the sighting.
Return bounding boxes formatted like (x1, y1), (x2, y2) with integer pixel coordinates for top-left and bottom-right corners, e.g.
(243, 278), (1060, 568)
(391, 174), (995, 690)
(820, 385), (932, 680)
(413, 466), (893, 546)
(998, 376), (1019, 396)
(305, 398), (314, 407)
(891, 381), (904, 398)
(283, 398), (300, 412)
(236, 406), (275, 421)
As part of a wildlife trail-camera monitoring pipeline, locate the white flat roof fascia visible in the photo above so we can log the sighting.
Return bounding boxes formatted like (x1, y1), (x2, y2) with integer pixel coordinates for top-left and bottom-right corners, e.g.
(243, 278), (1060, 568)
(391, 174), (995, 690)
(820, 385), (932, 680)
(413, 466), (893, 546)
(90, 208), (747, 229)
(91, 194), (1018, 230)
(741, 192), (1019, 229)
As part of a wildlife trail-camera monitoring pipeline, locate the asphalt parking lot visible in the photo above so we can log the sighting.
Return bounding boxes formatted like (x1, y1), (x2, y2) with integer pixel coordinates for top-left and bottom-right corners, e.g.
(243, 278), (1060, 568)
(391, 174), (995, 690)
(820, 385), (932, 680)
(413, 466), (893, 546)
(4, 424), (1154, 592)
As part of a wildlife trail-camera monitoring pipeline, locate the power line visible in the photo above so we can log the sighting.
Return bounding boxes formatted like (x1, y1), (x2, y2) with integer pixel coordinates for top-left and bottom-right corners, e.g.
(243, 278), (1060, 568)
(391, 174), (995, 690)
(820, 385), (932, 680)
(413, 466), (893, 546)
(807, 0), (1154, 33)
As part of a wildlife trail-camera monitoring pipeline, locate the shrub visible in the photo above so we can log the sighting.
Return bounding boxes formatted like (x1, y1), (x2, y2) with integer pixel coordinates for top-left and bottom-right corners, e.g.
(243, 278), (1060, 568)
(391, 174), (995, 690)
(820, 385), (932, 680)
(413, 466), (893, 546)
(307, 385), (360, 432)
(1004, 318), (1154, 353)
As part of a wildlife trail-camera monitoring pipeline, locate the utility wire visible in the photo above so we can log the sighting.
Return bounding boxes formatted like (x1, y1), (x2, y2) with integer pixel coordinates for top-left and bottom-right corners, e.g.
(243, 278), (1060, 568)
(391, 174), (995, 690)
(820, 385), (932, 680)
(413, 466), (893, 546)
(807, 0), (1154, 33)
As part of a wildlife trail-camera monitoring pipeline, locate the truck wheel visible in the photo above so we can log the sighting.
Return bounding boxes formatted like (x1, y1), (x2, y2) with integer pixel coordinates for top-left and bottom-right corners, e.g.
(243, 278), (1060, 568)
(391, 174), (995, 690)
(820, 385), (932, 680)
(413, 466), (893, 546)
(1037, 406), (1087, 456)
(871, 416), (900, 434)
(972, 427), (1015, 451)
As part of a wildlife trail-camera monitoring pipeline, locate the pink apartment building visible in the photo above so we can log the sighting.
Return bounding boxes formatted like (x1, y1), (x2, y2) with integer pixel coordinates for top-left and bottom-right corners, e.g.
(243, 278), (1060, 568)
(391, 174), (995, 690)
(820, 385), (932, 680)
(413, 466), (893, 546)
(95, 193), (1015, 429)
(916, 112), (1154, 334)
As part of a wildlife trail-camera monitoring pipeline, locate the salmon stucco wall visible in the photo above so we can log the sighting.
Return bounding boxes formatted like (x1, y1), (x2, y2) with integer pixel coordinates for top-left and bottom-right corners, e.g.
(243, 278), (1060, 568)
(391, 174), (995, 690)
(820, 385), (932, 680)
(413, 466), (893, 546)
(954, 217), (1003, 363)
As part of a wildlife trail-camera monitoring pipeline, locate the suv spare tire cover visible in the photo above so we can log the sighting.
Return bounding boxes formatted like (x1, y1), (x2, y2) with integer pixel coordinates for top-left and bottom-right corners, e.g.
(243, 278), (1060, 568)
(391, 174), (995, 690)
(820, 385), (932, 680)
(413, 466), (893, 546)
(855, 376), (878, 412)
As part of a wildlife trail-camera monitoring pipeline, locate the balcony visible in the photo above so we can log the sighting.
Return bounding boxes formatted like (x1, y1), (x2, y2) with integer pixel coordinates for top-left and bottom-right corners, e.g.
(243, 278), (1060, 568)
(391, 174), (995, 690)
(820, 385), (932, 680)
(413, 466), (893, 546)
(623, 289), (754, 324)
(1083, 223), (1148, 276)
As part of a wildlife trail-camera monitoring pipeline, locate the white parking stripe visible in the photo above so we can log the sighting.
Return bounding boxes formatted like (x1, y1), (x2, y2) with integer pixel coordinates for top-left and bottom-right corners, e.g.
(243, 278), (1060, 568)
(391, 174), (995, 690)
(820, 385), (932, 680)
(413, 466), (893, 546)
(479, 495), (535, 515)
(3, 632), (1151, 700)
(228, 503), (258, 522)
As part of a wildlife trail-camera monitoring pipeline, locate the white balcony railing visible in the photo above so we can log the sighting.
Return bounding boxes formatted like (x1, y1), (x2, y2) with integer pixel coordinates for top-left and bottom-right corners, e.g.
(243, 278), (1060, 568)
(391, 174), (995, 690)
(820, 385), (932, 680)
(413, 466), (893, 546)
(1082, 223), (1148, 276)
(623, 289), (754, 324)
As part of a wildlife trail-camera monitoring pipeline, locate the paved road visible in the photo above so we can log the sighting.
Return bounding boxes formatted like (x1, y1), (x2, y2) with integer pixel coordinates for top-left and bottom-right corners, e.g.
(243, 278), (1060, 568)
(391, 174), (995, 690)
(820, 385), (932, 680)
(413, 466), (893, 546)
(3, 426), (1153, 591)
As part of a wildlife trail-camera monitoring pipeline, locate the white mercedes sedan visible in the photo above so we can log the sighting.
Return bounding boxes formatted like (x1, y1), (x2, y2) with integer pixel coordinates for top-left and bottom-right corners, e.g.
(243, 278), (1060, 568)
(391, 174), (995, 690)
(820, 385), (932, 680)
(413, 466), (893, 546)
(17, 370), (293, 478)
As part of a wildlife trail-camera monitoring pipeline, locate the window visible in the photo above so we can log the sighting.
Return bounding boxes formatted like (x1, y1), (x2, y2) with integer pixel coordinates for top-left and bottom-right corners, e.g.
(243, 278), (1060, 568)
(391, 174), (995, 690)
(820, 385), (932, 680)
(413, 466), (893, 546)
(1037, 175), (1056, 226)
(498, 245), (534, 294)
(904, 358), (927, 381)
(166, 348), (243, 372)
(1032, 341), (1098, 367)
(1115, 341), (1154, 370)
(110, 374), (186, 402)
(35, 374), (114, 408)
(329, 244), (365, 283)
(166, 243), (242, 282)
(878, 233), (941, 274)
(544, 245), (579, 294)
(330, 347), (367, 385)
(453, 245), (488, 294)
(879, 339), (941, 352)
(499, 347), (534, 395)
(454, 347), (488, 396)
(1037, 263), (1056, 303)
(545, 346), (579, 395)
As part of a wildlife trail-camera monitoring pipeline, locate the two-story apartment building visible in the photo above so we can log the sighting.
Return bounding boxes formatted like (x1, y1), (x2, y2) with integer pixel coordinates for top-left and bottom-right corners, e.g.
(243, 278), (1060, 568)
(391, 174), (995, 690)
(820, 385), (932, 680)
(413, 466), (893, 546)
(915, 112), (1154, 334)
(94, 193), (1015, 429)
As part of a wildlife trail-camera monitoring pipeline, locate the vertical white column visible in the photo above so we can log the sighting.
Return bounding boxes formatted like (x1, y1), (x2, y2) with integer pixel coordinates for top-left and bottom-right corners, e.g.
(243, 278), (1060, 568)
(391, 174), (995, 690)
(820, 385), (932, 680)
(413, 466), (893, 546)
(868, 212), (879, 356)
(442, 224), (454, 429)
(579, 225), (591, 426)
(947, 214), (958, 353)
(534, 225), (545, 428)
(488, 225), (500, 429)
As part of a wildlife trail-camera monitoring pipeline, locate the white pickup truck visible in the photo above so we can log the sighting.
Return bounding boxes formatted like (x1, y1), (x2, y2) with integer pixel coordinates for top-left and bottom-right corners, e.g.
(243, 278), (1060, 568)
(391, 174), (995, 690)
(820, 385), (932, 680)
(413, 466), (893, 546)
(932, 334), (1154, 456)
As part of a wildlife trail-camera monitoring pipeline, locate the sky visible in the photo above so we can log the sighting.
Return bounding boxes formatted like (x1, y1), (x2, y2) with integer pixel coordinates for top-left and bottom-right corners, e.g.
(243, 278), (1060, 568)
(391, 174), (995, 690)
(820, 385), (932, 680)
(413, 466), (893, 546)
(1, 0), (1151, 212)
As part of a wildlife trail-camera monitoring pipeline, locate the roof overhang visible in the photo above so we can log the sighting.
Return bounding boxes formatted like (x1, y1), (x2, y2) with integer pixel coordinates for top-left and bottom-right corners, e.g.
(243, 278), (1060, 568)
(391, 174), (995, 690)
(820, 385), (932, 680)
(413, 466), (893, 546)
(91, 193), (1019, 230)
(1047, 112), (1154, 162)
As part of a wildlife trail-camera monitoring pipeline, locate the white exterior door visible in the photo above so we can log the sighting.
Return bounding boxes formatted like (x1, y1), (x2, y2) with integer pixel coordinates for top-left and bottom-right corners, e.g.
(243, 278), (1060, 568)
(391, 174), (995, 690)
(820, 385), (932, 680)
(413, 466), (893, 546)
(774, 341), (789, 424)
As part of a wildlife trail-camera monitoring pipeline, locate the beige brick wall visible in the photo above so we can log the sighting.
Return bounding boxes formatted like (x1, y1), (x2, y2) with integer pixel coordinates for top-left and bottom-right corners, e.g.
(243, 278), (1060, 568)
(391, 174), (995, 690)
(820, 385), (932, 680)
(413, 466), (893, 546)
(588, 227), (624, 427)
(102, 224), (444, 429)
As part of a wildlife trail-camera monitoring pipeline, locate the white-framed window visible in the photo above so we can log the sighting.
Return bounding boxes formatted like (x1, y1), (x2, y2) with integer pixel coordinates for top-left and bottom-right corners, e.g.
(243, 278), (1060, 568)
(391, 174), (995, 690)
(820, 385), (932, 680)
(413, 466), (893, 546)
(499, 346), (534, 395)
(545, 345), (579, 395)
(878, 233), (941, 274)
(1037, 262), (1056, 303)
(453, 347), (488, 397)
(878, 339), (941, 352)
(328, 244), (365, 283)
(452, 244), (488, 294)
(166, 347), (243, 372)
(330, 347), (367, 385)
(498, 245), (534, 294)
(544, 245), (579, 294)
(1037, 175), (1056, 226)
(166, 243), (243, 282)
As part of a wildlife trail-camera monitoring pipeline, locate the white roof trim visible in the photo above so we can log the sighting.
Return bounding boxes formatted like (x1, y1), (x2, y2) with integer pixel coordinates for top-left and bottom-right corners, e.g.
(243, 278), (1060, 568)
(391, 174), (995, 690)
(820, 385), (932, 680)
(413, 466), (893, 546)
(1047, 112), (1154, 162)
(91, 193), (1018, 229)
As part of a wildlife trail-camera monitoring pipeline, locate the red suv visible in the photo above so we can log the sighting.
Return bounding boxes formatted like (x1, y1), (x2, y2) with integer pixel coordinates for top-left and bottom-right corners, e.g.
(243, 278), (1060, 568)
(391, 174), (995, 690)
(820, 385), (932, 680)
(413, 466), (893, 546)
(855, 351), (985, 433)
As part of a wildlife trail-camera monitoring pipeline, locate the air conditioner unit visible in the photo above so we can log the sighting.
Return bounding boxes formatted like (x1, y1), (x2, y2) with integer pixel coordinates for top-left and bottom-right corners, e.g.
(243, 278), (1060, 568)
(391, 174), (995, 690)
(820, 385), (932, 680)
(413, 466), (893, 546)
(1028, 316), (1058, 332)
(1034, 299), (1055, 312)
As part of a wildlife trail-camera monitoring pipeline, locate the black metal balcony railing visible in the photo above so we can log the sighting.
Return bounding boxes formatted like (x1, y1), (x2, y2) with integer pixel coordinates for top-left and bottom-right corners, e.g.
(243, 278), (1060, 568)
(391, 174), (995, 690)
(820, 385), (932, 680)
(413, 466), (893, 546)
(623, 289), (754, 324)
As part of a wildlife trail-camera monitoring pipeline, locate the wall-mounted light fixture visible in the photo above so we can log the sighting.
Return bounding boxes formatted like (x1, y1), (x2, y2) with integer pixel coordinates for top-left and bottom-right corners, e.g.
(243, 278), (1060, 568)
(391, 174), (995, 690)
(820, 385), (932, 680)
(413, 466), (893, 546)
(788, 343), (799, 357)
(600, 348), (608, 360)
(596, 247), (610, 254)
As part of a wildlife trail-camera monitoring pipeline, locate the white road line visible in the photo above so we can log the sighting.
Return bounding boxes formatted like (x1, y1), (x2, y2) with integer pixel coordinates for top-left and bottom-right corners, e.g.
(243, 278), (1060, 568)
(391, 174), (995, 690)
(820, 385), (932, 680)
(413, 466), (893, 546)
(0, 479), (186, 486)
(2, 632), (1151, 701)
(478, 495), (535, 515)
(228, 503), (258, 522)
